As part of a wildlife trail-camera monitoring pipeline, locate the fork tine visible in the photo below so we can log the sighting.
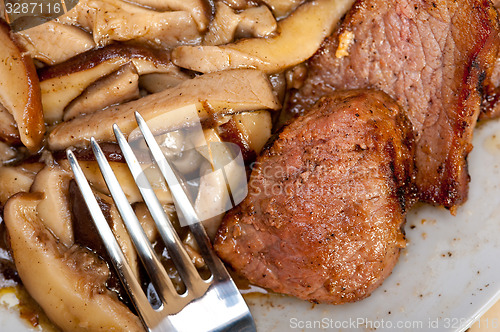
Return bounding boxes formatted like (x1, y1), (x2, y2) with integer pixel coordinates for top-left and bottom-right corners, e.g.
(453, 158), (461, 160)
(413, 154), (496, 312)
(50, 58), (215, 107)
(134, 113), (257, 332)
(89, 138), (181, 305)
(112, 124), (206, 296)
(134, 112), (201, 227)
(134, 112), (232, 278)
(66, 149), (152, 327)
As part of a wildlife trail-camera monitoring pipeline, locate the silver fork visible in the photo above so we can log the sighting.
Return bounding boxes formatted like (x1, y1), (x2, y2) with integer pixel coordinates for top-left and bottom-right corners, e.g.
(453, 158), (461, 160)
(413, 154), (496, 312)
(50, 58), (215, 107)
(66, 112), (256, 332)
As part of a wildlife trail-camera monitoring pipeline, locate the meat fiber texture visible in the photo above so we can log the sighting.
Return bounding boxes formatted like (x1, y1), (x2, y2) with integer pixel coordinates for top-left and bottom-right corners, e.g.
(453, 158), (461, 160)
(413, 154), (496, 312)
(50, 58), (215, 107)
(215, 90), (416, 304)
(481, 0), (500, 120)
(288, 0), (500, 208)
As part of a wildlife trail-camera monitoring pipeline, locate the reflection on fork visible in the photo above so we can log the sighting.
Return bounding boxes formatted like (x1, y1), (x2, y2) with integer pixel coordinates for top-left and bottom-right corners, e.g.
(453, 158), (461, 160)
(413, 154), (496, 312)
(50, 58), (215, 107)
(66, 112), (256, 332)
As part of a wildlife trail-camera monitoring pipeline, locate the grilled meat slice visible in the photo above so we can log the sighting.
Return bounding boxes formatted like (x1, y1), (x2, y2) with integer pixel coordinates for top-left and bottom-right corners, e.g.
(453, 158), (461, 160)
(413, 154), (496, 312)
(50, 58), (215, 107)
(288, 0), (500, 208)
(215, 90), (415, 304)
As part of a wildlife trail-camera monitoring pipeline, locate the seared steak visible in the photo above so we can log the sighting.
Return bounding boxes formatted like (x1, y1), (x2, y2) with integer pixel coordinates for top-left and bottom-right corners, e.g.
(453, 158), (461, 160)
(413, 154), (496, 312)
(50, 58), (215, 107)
(288, 0), (500, 208)
(482, 0), (500, 120)
(215, 90), (415, 304)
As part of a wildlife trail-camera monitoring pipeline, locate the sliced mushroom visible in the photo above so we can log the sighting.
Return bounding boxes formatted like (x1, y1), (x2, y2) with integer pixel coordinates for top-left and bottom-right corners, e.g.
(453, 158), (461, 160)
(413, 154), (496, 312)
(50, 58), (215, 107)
(231, 110), (272, 154)
(139, 69), (192, 93)
(0, 162), (43, 205)
(39, 43), (177, 124)
(172, 0), (355, 73)
(30, 165), (74, 247)
(3, 193), (143, 332)
(260, 0), (305, 19)
(203, 2), (276, 46)
(182, 231), (206, 268)
(38, 43), (175, 82)
(220, 0), (248, 9)
(133, 202), (159, 242)
(48, 69), (280, 150)
(60, 0), (200, 48)
(96, 192), (140, 280)
(217, 118), (256, 162)
(195, 161), (232, 238)
(0, 142), (17, 163)
(0, 20), (44, 151)
(236, 5), (277, 38)
(202, 111), (272, 162)
(202, 2), (240, 46)
(64, 62), (140, 121)
(14, 21), (96, 65)
(0, 103), (20, 145)
(59, 159), (172, 204)
(127, 0), (210, 31)
(41, 57), (126, 124)
(194, 129), (248, 238)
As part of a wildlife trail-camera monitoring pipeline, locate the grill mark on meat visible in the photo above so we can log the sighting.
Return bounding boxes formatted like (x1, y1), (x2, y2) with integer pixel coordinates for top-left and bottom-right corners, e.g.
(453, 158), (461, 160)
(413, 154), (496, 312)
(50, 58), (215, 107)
(215, 90), (416, 304)
(287, 0), (500, 208)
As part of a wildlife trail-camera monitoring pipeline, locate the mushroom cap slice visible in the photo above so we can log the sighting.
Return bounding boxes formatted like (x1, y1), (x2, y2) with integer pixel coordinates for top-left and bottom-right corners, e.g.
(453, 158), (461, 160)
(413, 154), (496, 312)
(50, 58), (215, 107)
(260, 0), (305, 19)
(60, 0), (201, 48)
(39, 43), (177, 124)
(0, 162), (43, 205)
(139, 70), (191, 93)
(172, 0), (355, 74)
(48, 69), (280, 150)
(30, 165), (74, 247)
(0, 141), (17, 163)
(63, 62), (140, 121)
(3, 192), (143, 332)
(15, 21), (96, 65)
(0, 103), (20, 145)
(0, 20), (45, 152)
(203, 3), (277, 46)
(58, 159), (173, 204)
(127, 0), (210, 32)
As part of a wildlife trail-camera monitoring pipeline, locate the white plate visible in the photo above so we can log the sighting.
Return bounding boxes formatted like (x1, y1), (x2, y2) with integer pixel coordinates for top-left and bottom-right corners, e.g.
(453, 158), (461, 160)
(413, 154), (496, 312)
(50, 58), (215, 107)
(247, 118), (500, 332)
(2, 118), (500, 332)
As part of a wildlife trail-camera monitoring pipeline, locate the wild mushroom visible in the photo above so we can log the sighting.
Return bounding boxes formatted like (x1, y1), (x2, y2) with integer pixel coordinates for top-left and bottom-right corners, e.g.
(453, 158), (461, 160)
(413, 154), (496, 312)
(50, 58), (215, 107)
(138, 68), (192, 94)
(0, 162), (43, 205)
(193, 127), (249, 238)
(172, 0), (355, 73)
(0, 103), (20, 145)
(203, 2), (277, 46)
(3, 192), (143, 331)
(58, 158), (173, 204)
(60, 0), (200, 48)
(0, 142), (17, 163)
(127, 0), (210, 32)
(30, 165), (74, 247)
(260, 0), (305, 19)
(63, 62), (141, 121)
(15, 21), (96, 65)
(230, 110), (272, 154)
(0, 20), (44, 151)
(39, 43), (178, 124)
(48, 69), (280, 150)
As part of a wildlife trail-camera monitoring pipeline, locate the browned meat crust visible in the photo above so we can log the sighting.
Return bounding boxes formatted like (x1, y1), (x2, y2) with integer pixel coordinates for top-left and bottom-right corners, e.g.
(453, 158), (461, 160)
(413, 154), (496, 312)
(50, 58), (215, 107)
(215, 90), (416, 304)
(287, 0), (500, 208)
